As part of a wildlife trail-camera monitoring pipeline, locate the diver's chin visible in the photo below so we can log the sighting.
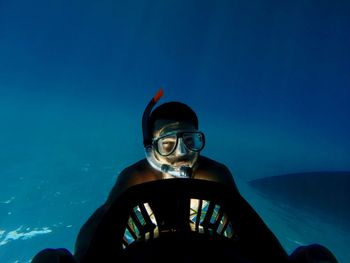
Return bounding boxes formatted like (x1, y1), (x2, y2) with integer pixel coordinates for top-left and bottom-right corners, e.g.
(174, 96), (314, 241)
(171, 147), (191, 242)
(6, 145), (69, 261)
(170, 162), (190, 169)
(171, 155), (198, 168)
(154, 151), (198, 169)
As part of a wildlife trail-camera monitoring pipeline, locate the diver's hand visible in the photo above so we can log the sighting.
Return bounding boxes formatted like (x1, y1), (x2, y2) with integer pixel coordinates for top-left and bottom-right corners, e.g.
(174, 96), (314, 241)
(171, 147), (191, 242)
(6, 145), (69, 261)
(32, 248), (77, 263)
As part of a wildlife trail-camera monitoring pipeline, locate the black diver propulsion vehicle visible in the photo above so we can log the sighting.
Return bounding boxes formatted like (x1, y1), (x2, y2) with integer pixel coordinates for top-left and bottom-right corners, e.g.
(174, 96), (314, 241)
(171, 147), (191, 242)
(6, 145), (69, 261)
(32, 179), (339, 263)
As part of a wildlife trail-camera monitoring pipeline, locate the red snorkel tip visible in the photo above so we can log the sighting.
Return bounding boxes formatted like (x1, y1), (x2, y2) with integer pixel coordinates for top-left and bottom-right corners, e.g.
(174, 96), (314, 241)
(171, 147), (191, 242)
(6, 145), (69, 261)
(142, 88), (164, 147)
(153, 88), (164, 103)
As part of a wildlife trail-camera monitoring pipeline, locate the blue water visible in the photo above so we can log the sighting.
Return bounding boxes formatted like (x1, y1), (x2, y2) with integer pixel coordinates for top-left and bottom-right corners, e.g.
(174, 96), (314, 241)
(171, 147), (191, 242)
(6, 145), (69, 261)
(1, 0), (349, 262)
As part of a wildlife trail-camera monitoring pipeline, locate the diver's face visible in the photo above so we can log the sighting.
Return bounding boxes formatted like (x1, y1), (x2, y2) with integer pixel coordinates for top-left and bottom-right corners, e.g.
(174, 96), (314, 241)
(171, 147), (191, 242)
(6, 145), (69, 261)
(152, 120), (199, 167)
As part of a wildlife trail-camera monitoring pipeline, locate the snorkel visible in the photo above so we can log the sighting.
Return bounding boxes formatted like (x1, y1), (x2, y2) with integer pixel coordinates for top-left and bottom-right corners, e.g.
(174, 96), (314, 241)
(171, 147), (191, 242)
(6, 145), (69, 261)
(142, 89), (193, 178)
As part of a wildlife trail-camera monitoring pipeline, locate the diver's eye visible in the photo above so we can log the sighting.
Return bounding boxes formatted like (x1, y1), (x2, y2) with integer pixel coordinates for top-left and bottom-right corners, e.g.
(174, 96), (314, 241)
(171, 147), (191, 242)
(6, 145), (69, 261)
(157, 135), (177, 155)
(183, 136), (195, 148)
(162, 140), (175, 151)
(183, 132), (204, 151)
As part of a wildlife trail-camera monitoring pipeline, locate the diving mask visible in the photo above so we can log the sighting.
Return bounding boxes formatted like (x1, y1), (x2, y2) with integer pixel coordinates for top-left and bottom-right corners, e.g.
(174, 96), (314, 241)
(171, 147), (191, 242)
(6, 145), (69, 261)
(153, 131), (205, 156)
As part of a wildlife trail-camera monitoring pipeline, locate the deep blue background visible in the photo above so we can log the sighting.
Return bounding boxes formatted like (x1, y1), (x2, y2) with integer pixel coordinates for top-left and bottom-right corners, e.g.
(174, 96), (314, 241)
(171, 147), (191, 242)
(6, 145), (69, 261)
(1, 1), (349, 262)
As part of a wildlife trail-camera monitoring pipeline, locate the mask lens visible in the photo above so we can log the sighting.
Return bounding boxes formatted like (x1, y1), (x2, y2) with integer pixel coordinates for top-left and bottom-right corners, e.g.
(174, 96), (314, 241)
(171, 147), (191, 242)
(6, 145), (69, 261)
(156, 134), (177, 156)
(182, 132), (204, 151)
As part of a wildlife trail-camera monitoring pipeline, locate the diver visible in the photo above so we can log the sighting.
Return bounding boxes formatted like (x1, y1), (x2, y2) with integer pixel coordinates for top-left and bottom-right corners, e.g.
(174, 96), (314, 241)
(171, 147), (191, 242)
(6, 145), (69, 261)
(32, 89), (339, 263)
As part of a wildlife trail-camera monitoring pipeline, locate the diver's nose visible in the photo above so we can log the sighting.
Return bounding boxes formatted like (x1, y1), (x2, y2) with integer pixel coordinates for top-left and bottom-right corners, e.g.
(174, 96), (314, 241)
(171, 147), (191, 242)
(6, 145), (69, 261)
(174, 138), (188, 156)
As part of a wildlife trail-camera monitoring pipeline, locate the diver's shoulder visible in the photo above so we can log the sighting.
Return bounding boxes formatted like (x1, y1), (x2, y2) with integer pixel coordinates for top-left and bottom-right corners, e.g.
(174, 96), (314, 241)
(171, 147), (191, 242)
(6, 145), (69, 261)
(120, 159), (150, 175)
(198, 156), (231, 172)
(196, 156), (237, 189)
(106, 159), (156, 205)
(116, 159), (151, 185)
